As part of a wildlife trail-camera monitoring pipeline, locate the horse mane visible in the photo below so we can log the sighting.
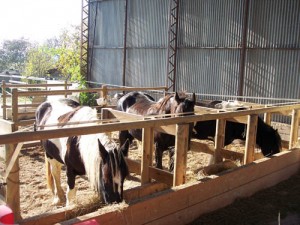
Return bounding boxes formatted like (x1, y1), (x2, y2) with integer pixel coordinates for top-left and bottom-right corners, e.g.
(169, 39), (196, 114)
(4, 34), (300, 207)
(70, 107), (118, 192)
(154, 94), (174, 114)
(57, 106), (82, 126)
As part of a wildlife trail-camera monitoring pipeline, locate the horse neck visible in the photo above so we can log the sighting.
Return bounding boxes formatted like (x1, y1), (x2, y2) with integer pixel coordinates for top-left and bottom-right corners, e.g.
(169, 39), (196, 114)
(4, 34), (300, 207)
(154, 95), (173, 114)
(79, 133), (117, 193)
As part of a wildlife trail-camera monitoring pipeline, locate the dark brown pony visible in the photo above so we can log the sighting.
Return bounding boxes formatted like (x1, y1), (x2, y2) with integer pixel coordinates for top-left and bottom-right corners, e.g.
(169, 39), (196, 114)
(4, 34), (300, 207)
(35, 98), (129, 206)
(193, 100), (281, 157)
(117, 91), (195, 170)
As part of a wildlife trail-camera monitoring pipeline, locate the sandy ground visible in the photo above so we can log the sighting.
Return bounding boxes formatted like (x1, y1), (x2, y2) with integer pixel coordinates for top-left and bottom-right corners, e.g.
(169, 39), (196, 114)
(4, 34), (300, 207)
(14, 138), (213, 220)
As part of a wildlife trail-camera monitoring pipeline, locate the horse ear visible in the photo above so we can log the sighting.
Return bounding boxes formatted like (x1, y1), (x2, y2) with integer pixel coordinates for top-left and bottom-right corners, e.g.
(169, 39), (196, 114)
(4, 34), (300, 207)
(175, 92), (180, 102)
(119, 139), (130, 157)
(192, 93), (196, 104)
(98, 139), (108, 163)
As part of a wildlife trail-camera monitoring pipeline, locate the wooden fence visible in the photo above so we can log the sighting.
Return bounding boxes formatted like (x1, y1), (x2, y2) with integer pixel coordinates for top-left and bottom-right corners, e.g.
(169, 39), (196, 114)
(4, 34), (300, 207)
(0, 84), (300, 224)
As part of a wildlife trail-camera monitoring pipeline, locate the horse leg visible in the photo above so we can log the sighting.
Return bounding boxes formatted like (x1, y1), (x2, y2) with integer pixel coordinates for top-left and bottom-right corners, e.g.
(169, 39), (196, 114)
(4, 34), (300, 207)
(66, 169), (77, 206)
(168, 147), (175, 172)
(154, 143), (163, 169)
(48, 158), (65, 205)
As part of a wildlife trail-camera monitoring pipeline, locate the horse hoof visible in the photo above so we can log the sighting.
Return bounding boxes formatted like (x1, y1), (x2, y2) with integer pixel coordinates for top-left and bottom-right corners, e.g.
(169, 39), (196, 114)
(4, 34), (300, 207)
(51, 196), (65, 206)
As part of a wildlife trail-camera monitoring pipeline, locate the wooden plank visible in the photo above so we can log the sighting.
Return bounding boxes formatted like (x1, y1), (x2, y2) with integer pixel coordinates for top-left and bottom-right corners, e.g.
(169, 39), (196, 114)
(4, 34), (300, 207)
(18, 206), (82, 225)
(264, 112), (272, 125)
(173, 124), (189, 186)
(124, 182), (169, 202)
(58, 149), (300, 225)
(244, 115), (258, 164)
(2, 83), (72, 88)
(148, 162), (300, 225)
(102, 108), (143, 121)
(0, 119), (14, 135)
(126, 159), (173, 186)
(4, 142), (24, 180)
(15, 119), (35, 127)
(189, 139), (244, 161)
(214, 119), (225, 163)
(11, 88), (18, 123)
(289, 109), (299, 149)
(190, 139), (214, 154)
(6, 143), (21, 220)
(141, 127), (154, 184)
(2, 80), (7, 119)
(2, 104), (300, 145)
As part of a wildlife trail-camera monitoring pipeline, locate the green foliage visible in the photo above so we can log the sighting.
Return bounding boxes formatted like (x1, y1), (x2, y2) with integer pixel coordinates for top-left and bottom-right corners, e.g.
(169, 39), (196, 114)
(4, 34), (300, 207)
(24, 46), (55, 78)
(0, 38), (32, 72)
(54, 25), (82, 82)
(78, 81), (98, 106)
(79, 92), (98, 106)
(22, 25), (84, 82)
(1, 26), (87, 88)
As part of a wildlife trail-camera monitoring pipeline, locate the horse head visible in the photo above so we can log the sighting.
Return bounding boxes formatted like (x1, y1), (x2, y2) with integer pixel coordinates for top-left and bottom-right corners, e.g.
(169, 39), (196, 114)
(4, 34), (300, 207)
(171, 92), (196, 115)
(98, 139), (129, 204)
(256, 118), (282, 156)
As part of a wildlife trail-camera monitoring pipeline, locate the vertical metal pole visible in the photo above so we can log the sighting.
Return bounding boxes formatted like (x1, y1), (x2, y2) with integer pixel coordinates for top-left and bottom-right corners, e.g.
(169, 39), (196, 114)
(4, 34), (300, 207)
(166, 0), (180, 92)
(122, 0), (129, 87)
(238, 0), (250, 97)
(80, 0), (90, 80)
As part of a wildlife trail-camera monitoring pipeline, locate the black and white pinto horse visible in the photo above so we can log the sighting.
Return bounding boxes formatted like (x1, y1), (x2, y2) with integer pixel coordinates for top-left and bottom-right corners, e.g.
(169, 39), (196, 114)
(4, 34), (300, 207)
(117, 91), (196, 170)
(193, 100), (281, 157)
(35, 98), (130, 206)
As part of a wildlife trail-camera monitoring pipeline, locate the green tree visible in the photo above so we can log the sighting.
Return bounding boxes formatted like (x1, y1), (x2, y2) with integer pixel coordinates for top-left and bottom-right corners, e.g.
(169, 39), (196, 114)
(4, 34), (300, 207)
(24, 46), (56, 78)
(23, 25), (83, 82)
(54, 25), (82, 82)
(0, 38), (31, 72)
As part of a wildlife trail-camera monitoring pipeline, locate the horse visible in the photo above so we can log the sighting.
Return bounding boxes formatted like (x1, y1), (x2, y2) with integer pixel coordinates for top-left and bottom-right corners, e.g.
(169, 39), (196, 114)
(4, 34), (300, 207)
(117, 91), (196, 171)
(193, 100), (281, 157)
(35, 98), (130, 206)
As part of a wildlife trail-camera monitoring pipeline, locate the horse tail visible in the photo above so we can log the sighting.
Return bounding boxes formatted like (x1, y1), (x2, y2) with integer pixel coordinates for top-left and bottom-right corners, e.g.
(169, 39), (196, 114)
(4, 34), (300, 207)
(45, 154), (54, 194)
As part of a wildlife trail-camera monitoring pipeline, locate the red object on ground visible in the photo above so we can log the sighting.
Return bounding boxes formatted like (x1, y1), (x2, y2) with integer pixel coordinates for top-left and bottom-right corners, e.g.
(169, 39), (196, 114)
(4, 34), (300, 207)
(74, 219), (100, 225)
(0, 205), (14, 224)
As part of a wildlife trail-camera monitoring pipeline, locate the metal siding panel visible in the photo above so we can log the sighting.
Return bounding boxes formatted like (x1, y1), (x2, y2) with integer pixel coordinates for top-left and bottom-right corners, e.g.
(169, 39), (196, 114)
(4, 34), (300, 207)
(244, 50), (300, 100)
(89, 0), (125, 47)
(127, 0), (169, 48)
(90, 49), (123, 85)
(125, 49), (167, 87)
(178, 0), (244, 48)
(247, 0), (300, 48)
(176, 49), (240, 96)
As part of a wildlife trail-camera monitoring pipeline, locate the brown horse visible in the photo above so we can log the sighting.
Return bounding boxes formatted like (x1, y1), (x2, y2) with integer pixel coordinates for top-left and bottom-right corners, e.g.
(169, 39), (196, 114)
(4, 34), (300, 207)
(35, 98), (129, 206)
(117, 91), (195, 170)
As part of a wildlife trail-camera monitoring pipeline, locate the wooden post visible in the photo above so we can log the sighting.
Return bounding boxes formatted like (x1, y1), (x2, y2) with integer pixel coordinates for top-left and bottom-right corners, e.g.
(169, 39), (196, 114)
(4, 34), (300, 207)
(141, 127), (154, 184)
(214, 119), (226, 163)
(101, 85), (108, 99)
(289, 109), (299, 149)
(173, 123), (189, 187)
(11, 89), (18, 124)
(244, 115), (258, 164)
(2, 80), (7, 119)
(264, 112), (271, 125)
(64, 80), (68, 98)
(5, 124), (21, 220)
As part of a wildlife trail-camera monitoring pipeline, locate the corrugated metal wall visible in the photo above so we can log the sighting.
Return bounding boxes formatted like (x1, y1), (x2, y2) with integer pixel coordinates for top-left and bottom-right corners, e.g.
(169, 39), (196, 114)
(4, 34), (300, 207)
(88, 0), (300, 104)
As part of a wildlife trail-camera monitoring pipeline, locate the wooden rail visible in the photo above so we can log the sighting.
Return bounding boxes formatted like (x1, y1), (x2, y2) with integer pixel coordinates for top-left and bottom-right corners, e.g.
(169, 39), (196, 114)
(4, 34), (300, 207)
(0, 84), (167, 220)
(1, 84), (300, 223)
(0, 102), (299, 222)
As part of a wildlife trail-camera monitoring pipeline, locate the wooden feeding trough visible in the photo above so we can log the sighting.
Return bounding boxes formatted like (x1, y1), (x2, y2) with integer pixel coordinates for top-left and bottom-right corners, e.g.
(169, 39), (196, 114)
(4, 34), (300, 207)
(1, 84), (300, 224)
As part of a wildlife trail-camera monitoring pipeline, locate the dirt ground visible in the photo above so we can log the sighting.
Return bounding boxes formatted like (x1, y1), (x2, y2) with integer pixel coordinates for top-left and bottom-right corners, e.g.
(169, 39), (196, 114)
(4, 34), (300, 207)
(1, 123), (300, 224)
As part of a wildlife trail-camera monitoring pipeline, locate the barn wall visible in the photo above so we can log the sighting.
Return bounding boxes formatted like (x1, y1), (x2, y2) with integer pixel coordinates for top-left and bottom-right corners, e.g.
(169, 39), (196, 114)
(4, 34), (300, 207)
(88, 0), (300, 104)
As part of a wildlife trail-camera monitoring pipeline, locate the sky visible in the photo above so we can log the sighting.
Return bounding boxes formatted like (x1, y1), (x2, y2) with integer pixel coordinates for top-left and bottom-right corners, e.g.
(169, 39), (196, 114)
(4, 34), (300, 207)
(0, 0), (82, 44)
